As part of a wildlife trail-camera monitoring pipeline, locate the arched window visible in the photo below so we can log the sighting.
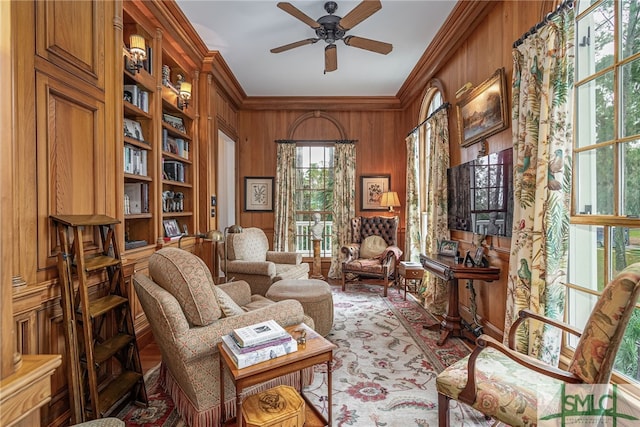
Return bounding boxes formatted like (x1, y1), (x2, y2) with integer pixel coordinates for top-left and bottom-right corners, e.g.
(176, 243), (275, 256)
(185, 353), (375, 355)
(415, 82), (444, 255)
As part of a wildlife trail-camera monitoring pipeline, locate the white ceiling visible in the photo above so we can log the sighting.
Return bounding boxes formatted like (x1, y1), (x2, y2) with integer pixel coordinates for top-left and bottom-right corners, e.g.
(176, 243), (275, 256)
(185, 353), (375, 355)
(175, 0), (457, 97)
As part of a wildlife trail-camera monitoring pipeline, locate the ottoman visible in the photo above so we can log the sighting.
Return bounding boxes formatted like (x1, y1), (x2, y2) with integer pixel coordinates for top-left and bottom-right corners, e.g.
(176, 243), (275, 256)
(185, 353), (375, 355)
(266, 279), (334, 336)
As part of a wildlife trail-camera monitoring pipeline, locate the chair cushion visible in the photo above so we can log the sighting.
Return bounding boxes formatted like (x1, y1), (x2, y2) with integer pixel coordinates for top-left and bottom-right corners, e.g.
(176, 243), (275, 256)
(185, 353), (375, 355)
(344, 258), (384, 274)
(436, 347), (564, 426)
(149, 247), (221, 326)
(212, 286), (245, 317)
(360, 235), (388, 259)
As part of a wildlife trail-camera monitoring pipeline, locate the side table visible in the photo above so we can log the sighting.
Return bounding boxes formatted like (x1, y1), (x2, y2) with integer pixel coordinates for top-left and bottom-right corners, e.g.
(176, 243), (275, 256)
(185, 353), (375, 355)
(219, 323), (336, 427)
(397, 261), (424, 300)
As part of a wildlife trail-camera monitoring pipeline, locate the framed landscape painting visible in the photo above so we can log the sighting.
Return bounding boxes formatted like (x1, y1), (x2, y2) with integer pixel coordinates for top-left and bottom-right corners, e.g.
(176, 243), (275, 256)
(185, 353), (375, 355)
(245, 177), (274, 212)
(360, 175), (390, 211)
(456, 67), (508, 147)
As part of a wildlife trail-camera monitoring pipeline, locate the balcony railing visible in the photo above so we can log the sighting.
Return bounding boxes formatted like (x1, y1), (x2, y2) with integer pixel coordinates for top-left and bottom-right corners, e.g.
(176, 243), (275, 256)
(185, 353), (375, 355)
(295, 221), (332, 257)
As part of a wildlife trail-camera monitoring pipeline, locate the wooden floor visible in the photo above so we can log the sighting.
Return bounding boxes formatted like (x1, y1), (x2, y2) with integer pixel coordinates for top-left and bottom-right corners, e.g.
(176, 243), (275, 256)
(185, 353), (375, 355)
(140, 341), (162, 375)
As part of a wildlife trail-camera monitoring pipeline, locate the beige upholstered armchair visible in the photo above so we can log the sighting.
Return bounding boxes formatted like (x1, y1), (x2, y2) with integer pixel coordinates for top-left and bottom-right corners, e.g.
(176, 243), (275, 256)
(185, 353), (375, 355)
(133, 247), (314, 427)
(224, 227), (310, 296)
(341, 216), (402, 297)
(436, 262), (640, 427)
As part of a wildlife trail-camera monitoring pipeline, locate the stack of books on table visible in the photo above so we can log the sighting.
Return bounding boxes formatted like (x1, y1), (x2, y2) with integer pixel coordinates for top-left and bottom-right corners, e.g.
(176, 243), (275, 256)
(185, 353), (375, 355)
(221, 319), (298, 369)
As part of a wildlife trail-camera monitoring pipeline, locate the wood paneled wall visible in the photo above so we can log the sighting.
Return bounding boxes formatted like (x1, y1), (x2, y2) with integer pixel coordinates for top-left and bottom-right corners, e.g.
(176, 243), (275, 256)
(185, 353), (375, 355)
(400, 1), (552, 338)
(236, 109), (406, 242)
(3, 1), (555, 425)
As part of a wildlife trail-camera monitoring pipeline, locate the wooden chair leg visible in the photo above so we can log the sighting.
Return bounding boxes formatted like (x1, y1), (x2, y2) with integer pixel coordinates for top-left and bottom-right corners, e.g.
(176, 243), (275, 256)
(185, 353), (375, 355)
(342, 272), (346, 292)
(438, 393), (450, 427)
(383, 276), (388, 297)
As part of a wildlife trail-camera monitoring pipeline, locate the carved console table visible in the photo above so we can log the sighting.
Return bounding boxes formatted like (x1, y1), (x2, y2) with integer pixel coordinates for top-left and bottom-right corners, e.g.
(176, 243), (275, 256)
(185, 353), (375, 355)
(420, 254), (500, 346)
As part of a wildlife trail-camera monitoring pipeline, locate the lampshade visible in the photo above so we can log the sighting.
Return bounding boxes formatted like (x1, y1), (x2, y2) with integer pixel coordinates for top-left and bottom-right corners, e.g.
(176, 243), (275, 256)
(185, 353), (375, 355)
(380, 191), (400, 212)
(179, 81), (192, 98)
(205, 230), (224, 242)
(129, 34), (147, 58)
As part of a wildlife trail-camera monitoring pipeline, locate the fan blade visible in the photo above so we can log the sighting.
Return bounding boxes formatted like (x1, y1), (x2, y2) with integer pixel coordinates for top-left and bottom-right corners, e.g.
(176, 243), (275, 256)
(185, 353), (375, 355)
(324, 44), (337, 73)
(339, 0), (382, 31)
(344, 35), (392, 54)
(277, 2), (320, 29)
(271, 38), (318, 53)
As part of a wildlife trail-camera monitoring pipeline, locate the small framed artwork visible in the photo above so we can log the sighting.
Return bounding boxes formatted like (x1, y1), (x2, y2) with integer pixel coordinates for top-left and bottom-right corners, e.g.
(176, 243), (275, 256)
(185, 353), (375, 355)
(456, 67), (509, 147)
(438, 240), (459, 257)
(245, 177), (274, 212)
(473, 247), (485, 266)
(163, 219), (181, 238)
(360, 175), (390, 211)
(123, 118), (144, 141)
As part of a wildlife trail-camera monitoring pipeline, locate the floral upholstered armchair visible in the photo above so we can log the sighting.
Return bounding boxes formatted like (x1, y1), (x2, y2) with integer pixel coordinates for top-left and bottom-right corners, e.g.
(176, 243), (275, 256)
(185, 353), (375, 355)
(341, 216), (402, 297)
(436, 262), (640, 427)
(224, 227), (310, 296)
(133, 247), (314, 427)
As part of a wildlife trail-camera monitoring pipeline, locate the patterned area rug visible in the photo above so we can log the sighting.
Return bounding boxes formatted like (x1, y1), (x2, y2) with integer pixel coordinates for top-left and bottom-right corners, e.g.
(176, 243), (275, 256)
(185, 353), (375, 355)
(117, 283), (491, 426)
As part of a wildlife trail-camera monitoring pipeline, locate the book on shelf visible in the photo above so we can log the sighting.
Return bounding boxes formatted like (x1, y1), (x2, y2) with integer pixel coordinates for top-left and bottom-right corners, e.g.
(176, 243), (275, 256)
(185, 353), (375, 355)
(124, 144), (148, 176)
(221, 334), (297, 369)
(231, 319), (290, 348)
(163, 160), (184, 182)
(124, 182), (149, 214)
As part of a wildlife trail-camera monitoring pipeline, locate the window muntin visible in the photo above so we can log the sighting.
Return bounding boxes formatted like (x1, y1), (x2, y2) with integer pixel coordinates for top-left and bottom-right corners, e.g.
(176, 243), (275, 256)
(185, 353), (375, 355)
(294, 145), (334, 257)
(621, 58), (640, 138)
(576, 72), (614, 148)
(576, 0), (614, 81)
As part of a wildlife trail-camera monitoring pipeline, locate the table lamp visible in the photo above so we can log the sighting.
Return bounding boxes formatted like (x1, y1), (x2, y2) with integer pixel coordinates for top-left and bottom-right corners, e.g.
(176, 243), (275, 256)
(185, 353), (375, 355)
(380, 191), (400, 212)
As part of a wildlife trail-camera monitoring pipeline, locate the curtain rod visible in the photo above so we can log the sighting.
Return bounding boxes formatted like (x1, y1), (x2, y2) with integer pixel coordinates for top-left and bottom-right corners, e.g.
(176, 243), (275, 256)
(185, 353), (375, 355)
(406, 102), (451, 137)
(274, 139), (357, 144)
(512, 0), (573, 48)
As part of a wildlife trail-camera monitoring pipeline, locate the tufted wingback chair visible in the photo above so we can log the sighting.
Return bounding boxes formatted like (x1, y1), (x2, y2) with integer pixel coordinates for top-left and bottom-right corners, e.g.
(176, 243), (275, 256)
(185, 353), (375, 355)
(133, 247), (314, 427)
(341, 216), (402, 297)
(224, 227), (310, 296)
(436, 262), (640, 427)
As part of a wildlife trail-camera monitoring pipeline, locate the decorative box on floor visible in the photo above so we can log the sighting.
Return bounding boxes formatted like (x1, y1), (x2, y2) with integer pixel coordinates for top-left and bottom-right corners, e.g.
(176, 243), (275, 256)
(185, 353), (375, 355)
(242, 385), (305, 427)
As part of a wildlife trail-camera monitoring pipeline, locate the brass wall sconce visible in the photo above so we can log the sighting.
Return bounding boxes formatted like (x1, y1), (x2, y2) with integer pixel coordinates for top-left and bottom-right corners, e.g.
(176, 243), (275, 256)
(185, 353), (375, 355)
(177, 74), (191, 110)
(124, 34), (147, 74)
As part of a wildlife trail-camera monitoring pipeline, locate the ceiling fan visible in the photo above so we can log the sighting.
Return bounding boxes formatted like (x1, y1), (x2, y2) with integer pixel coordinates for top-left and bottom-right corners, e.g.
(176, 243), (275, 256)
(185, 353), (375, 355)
(271, 1), (393, 73)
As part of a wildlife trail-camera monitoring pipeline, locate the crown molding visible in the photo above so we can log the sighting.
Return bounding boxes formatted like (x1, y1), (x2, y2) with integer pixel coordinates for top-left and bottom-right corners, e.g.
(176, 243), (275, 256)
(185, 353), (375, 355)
(397, 1), (497, 108)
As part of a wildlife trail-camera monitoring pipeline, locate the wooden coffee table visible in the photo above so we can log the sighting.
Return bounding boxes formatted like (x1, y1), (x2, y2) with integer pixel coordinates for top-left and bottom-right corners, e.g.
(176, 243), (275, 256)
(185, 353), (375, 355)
(219, 322), (336, 427)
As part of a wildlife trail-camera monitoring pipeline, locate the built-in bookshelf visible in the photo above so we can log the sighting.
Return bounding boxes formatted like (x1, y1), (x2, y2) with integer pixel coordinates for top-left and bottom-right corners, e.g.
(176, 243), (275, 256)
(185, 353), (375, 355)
(121, 7), (197, 250)
(122, 19), (155, 250)
(159, 53), (195, 237)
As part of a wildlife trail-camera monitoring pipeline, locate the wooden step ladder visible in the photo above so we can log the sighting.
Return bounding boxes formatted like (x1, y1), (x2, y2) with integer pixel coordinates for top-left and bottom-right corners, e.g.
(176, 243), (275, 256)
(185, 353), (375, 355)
(51, 214), (147, 423)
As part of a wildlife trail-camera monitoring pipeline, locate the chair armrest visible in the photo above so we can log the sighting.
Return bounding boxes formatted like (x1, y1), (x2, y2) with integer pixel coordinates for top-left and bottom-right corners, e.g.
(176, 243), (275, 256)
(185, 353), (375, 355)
(458, 334), (583, 404)
(176, 299), (306, 363)
(380, 245), (403, 265)
(341, 243), (361, 262)
(226, 260), (276, 277)
(508, 309), (583, 350)
(218, 280), (252, 306)
(266, 251), (302, 265)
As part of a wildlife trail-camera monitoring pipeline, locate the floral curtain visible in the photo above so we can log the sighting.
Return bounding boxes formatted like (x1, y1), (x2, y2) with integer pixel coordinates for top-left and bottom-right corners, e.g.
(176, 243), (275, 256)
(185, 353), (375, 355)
(405, 131), (421, 262)
(328, 142), (356, 279)
(419, 108), (451, 315)
(274, 141), (297, 251)
(505, 5), (574, 366)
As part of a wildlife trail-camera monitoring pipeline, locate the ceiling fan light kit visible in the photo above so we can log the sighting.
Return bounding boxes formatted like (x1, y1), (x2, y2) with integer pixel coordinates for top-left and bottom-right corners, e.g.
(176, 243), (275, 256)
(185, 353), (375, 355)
(272, 0), (392, 73)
